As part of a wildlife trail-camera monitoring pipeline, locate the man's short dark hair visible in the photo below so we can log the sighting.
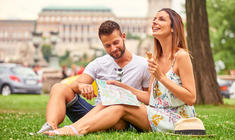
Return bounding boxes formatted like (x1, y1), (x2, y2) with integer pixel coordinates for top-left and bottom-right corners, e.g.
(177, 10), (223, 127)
(98, 20), (122, 39)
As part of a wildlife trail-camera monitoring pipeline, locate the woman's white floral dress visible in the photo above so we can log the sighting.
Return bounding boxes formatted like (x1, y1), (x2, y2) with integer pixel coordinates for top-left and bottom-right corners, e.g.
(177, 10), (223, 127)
(146, 65), (196, 132)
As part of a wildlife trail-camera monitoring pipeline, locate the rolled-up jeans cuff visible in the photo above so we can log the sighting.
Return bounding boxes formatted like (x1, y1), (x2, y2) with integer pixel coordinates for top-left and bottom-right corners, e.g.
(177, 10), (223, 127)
(66, 94), (79, 108)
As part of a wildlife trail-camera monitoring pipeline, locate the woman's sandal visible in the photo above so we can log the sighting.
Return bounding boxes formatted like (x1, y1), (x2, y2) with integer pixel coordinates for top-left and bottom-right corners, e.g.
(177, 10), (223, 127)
(45, 125), (83, 136)
(64, 125), (83, 136)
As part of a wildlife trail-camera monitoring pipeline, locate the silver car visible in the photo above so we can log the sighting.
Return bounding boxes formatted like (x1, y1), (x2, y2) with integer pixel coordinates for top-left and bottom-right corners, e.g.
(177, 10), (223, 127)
(0, 63), (42, 96)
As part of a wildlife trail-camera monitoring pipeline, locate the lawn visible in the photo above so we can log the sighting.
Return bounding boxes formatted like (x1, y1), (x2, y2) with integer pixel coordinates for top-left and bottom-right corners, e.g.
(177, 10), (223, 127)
(0, 94), (235, 140)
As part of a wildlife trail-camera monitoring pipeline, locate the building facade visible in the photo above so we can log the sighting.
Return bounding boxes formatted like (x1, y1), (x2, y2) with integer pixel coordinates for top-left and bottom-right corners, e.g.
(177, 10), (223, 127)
(0, 0), (173, 64)
(36, 6), (150, 58)
(0, 20), (36, 63)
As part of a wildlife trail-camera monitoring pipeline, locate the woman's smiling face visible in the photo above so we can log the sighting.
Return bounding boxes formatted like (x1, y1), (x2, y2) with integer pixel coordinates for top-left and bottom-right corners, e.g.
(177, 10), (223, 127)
(152, 11), (173, 39)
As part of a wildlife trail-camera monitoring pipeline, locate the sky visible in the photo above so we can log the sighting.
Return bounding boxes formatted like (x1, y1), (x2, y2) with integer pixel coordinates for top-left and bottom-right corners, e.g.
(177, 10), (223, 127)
(0, 0), (185, 20)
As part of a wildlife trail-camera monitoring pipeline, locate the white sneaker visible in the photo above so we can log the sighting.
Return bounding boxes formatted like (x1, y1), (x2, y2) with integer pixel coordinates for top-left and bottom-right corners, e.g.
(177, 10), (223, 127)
(37, 122), (53, 134)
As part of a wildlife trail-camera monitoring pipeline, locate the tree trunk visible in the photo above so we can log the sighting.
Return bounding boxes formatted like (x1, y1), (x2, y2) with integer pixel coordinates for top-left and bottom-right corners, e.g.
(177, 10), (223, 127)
(186, 0), (223, 104)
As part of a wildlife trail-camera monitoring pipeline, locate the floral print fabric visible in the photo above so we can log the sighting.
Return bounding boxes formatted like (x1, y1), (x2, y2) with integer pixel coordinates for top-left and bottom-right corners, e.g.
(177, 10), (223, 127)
(146, 68), (196, 132)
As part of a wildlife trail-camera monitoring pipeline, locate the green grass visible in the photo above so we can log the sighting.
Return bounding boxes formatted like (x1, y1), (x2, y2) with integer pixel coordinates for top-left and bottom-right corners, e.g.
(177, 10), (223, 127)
(0, 94), (235, 140)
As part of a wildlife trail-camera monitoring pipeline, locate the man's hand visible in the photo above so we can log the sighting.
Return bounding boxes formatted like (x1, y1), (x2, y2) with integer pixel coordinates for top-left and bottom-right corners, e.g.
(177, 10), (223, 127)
(78, 83), (96, 100)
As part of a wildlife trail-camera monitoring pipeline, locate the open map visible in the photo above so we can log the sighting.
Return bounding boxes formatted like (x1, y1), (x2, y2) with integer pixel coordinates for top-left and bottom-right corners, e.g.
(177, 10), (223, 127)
(95, 79), (141, 106)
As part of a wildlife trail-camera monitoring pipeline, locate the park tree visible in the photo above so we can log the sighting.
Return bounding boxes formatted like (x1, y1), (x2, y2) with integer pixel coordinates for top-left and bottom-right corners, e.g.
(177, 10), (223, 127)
(185, 0), (223, 104)
(59, 50), (73, 67)
(41, 44), (52, 63)
(207, 0), (235, 73)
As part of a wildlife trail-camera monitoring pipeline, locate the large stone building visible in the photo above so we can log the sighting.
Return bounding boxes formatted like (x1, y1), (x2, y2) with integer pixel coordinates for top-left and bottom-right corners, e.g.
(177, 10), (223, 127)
(0, 0), (172, 64)
(0, 20), (36, 63)
(36, 6), (151, 58)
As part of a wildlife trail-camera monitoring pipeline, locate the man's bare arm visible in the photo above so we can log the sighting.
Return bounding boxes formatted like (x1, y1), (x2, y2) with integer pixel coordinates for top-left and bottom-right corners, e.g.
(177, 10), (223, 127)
(68, 73), (95, 99)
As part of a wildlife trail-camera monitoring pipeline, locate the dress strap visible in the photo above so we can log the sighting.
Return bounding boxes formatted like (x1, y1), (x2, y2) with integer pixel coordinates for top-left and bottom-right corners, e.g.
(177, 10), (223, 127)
(171, 51), (180, 68)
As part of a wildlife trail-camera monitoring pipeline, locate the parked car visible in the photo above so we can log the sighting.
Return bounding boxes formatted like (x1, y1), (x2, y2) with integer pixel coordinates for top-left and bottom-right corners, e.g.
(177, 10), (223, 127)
(0, 63), (42, 96)
(229, 82), (235, 99)
(217, 77), (234, 98)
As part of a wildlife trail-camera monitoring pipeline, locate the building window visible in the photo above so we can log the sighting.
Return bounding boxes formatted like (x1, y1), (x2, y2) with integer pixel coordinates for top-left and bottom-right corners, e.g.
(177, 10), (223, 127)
(4, 32), (8, 38)
(69, 24), (72, 33)
(81, 24), (84, 33)
(63, 24), (66, 32)
(18, 32), (22, 39)
(87, 25), (90, 33)
(138, 27), (141, 32)
(24, 32), (29, 38)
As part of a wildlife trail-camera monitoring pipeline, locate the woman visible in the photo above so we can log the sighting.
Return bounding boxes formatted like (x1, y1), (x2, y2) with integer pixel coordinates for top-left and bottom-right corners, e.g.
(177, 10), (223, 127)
(44, 8), (196, 136)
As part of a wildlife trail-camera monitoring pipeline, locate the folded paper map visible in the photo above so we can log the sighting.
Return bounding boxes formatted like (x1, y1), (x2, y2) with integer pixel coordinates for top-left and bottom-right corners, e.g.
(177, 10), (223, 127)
(95, 79), (141, 106)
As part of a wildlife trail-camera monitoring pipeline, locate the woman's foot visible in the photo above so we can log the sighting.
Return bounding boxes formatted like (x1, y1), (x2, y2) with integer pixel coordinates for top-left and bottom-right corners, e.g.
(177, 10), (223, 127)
(37, 122), (54, 134)
(44, 125), (82, 136)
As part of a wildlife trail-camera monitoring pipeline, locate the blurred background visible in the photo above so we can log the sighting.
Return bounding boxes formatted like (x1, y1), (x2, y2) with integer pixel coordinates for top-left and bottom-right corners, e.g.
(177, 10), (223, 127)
(0, 0), (234, 99)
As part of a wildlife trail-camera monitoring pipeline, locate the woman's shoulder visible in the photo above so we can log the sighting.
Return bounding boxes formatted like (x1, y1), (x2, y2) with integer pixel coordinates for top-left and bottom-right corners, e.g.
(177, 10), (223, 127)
(174, 49), (191, 69)
(175, 49), (190, 61)
(173, 49), (192, 75)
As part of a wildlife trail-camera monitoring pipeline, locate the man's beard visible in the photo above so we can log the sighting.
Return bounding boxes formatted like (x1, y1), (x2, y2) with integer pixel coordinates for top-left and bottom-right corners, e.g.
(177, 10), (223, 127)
(110, 42), (126, 59)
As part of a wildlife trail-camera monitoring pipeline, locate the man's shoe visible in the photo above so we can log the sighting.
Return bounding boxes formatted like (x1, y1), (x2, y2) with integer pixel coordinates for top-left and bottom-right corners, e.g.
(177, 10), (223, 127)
(37, 122), (53, 134)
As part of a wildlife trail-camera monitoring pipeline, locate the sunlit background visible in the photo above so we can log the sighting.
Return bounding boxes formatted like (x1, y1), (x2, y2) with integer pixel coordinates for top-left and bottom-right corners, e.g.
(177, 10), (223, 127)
(0, 0), (234, 97)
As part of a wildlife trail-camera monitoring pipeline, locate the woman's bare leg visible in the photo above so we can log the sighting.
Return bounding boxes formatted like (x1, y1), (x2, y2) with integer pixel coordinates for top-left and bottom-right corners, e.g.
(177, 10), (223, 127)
(44, 104), (151, 136)
(81, 104), (151, 133)
(73, 104), (127, 130)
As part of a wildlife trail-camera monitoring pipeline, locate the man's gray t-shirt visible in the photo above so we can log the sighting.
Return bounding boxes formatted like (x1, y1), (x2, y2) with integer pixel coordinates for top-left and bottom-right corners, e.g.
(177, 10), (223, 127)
(84, 54), (151, 105)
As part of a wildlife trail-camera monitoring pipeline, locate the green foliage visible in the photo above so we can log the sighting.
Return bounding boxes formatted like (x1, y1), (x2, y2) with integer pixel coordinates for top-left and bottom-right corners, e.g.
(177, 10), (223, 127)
(59, 50), (73, 67)
(207, 0), (235, 71)
(74, 53), (90, 67)
(126, 32), (141, 40)
(41, 44), (52, 62)
(0, 95), (235, 139)
(82, 53), (88, 61)
(76, 61), (90, 67)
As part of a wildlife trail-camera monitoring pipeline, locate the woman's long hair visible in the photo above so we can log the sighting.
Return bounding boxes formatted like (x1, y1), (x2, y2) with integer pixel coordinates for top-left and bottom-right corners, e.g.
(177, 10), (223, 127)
(153, 8), (187, 60)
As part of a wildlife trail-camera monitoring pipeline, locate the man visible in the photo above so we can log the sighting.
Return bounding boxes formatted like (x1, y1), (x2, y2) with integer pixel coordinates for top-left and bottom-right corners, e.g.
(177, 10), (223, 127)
(38, 20), (150, 133)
